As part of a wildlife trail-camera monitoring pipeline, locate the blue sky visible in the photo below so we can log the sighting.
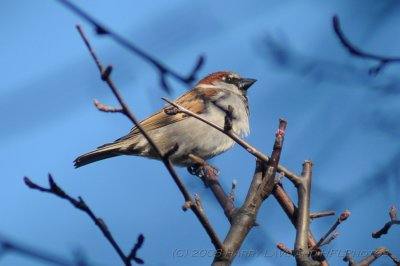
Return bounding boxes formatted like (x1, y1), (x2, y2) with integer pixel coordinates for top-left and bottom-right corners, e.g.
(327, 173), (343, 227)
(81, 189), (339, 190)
(1, 1), (400, 265)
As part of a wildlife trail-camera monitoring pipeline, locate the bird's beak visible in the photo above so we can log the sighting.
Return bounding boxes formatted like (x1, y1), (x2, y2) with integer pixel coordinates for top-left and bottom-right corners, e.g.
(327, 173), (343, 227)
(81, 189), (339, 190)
(238, 78), (257, 90)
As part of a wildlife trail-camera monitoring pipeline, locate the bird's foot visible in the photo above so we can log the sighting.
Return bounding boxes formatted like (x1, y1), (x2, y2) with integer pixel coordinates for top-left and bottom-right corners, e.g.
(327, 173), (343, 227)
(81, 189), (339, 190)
(187, 164), (203, 177)
(187, 164), (220, 180)
(187, 154), (220, 180)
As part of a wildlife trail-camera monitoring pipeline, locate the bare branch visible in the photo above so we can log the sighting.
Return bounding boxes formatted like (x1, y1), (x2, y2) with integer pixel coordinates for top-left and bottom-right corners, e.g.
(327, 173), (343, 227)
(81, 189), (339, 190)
(127, 234), (145, 265)
(295, 161), (313, 251)
(332, 15), (400, 75)
(277, 243), (293, 256)
(343, 246), (400, 266)
(319, 232), (339, 247)
(313, 210), (350, 250)
(372, 205), (400, 238)
(310, 211), (335, 219)
(272, 184), (329, 265)
(188, 154), (236, 221)
(343, 251), (357, 266)
(57, 0), (204, 92)
(293, 161), (320, 266)
(76, 25), (223, 251)
(212, 119), (287, 265)
(93, 99), (123, 113)
(24, 175), (143, 266)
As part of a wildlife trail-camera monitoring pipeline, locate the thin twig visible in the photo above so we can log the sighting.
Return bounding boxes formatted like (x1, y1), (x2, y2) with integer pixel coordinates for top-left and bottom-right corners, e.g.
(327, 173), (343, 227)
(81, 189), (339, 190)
(276, 243), (293, 255)
(57, 0), (204, 92)
(319, 232), (339, 247)
(313, 210), (350, 249)
(76, 25), (223, 251)
(310, 211), (335, 219)
(332, 15), (400, 75)
(343, 246), (400, 266)
(372, 205), (400, 238)
(23, 175), (144, 266)
(127, 235), (145, 265)
(93, 99), (123, 113)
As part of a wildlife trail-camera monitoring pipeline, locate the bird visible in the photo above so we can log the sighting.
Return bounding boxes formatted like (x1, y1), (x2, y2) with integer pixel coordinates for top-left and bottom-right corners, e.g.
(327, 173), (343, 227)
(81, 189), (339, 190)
(74, 71), (256, 169)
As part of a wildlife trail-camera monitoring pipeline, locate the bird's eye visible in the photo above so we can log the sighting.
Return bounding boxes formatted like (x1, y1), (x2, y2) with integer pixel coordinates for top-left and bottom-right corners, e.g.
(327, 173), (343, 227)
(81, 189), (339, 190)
(225, 77), (234, 83)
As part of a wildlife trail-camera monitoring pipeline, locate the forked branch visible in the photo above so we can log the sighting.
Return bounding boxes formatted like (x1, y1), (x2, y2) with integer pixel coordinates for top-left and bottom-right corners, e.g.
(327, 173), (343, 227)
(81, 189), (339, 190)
(333, 15), (400, 75)
(272, 182), (328, 265)
(23, 175), (144, 266)
(342, 205), (400, 266)
(343, 246), (400, 266)
(212, 119), (287, 265)
(313, 210), (350, 250)
(372, 205), (400, 238)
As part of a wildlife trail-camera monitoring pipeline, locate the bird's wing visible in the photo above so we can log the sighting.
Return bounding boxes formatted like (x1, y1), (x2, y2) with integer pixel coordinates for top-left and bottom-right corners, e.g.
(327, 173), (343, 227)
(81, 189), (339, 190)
(115, 88), (220, 142)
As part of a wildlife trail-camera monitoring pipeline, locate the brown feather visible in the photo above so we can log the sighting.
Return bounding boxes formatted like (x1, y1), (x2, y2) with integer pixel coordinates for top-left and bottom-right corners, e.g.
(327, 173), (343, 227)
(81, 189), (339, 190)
(196, 71), (229, 85)
(116, 88), (215, 141)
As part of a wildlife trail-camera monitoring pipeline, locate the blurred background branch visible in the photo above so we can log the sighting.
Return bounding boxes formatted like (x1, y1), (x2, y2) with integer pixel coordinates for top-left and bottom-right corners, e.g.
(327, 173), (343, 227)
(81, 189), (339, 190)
(333, 15), (400, 75)
(57, 0), (204, 93)
(0, 235), (92, 266)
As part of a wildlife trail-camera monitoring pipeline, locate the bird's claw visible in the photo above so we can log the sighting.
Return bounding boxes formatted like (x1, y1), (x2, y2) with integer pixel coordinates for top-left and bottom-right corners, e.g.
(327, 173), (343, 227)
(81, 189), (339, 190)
(187, 163), (220, 180)
(187, 164), (202, 176)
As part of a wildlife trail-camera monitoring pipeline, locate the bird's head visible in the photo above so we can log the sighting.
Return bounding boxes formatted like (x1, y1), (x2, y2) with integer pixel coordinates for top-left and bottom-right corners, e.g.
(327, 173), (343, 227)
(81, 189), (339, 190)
(195, 71), (257, 95)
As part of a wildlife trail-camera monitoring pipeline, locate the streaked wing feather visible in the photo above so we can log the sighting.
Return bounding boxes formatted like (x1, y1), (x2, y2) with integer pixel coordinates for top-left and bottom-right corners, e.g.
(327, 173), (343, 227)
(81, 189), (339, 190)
(115, 89), (218, 142)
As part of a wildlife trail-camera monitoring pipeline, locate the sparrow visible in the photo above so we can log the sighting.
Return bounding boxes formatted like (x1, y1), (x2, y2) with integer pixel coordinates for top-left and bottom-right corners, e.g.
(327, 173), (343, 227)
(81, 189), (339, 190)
(74, 71), (256, 168)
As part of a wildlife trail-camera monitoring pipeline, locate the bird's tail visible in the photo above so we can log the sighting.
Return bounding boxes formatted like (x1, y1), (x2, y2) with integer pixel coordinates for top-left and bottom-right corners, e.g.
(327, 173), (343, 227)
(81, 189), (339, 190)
(74, 141), (127, 168)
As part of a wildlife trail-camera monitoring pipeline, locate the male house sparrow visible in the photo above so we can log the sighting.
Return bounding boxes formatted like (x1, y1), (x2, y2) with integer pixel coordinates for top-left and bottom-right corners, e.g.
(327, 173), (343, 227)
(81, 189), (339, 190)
(74, 71), (256, 168)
